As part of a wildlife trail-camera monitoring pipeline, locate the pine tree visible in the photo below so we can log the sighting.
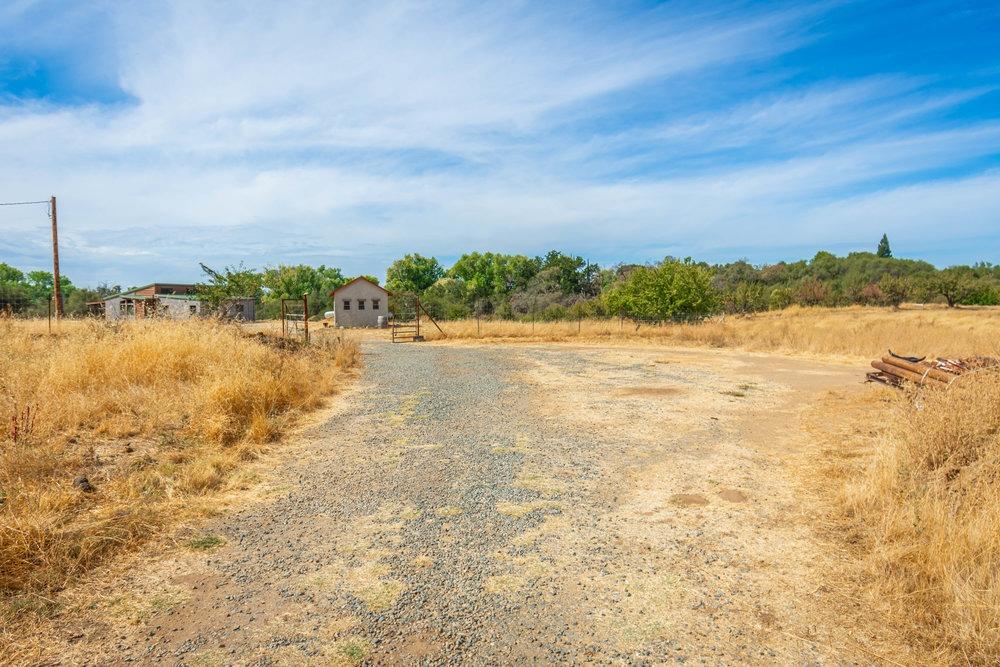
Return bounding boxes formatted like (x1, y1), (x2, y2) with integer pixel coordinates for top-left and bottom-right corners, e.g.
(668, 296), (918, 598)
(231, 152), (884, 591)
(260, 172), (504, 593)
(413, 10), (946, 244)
(876, 233), (892, 258)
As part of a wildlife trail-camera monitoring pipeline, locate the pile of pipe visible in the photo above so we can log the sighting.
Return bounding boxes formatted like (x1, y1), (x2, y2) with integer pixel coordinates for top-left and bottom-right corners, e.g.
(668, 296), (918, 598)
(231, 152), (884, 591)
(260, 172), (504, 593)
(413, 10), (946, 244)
(867, 351), (999, 388)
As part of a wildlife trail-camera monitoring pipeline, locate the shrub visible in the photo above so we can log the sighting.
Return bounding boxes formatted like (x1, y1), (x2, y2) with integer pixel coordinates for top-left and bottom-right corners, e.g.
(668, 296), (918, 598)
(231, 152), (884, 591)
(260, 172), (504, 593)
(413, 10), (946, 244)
(603, 258), (719, 321)
(767, 286), (794, 310)
(794, 277), (831, 306)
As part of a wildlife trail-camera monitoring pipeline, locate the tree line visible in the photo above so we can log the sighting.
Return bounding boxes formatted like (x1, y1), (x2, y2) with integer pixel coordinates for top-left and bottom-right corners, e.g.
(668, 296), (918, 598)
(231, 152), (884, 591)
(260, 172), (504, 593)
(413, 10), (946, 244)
(2, 236), (998, 320)
(0, 264), (116, 316)
(386, 239), (1000, 321)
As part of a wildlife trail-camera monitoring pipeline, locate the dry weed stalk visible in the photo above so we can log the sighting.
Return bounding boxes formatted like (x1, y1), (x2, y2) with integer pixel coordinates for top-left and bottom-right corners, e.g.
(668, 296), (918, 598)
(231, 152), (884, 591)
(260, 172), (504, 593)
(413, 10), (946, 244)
(8, 405), (35, 446)
(844, 369), (1000, 664)
(0, 319), (359, 620)
(427, 305), (1000, 359)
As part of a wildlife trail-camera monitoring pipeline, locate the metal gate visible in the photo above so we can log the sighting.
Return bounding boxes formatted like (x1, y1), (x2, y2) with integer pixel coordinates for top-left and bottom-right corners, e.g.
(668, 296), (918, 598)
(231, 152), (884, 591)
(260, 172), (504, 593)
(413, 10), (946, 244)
(389, 293), (445, 343)
(280, 295), (310, 343)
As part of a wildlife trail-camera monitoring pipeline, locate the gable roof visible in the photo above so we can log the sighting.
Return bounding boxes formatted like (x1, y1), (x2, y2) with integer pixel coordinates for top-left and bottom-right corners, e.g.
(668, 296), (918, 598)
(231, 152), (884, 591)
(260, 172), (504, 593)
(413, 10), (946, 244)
(329, 276), (388, 297)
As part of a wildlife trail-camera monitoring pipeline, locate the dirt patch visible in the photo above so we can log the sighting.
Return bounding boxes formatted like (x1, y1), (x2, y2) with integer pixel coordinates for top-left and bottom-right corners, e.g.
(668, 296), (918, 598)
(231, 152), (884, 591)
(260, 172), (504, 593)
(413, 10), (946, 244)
(717, 488), (748, 503)
(669, 493), (710, 507)
(614, 386), (684, 397)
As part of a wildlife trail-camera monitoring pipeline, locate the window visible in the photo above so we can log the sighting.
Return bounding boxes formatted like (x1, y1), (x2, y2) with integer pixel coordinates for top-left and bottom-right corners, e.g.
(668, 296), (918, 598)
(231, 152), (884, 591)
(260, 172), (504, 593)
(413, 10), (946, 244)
(357, 299), (366, 310)
(343, 299), (350, 310)
(372, 298), (380, 310)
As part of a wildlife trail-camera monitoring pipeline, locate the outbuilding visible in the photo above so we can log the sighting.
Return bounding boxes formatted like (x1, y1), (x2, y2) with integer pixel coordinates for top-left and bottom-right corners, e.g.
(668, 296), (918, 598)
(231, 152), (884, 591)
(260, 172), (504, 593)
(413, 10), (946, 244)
(330, 277), (389, 327)
(100, 283), (255, 321)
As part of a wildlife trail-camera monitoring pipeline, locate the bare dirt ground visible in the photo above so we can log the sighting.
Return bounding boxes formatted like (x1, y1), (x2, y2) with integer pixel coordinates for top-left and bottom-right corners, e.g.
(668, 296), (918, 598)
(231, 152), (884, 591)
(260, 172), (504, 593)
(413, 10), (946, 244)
(37, 340), (901, 665)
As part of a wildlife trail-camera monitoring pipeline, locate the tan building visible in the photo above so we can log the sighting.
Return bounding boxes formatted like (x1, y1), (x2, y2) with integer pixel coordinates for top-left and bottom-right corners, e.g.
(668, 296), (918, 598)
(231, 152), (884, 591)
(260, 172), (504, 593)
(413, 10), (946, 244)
(330, 277), (389, 327)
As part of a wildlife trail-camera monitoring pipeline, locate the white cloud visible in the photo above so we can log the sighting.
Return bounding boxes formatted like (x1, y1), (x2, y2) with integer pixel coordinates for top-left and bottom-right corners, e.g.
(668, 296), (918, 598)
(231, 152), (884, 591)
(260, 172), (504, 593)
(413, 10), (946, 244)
(0, 1), (996, 284)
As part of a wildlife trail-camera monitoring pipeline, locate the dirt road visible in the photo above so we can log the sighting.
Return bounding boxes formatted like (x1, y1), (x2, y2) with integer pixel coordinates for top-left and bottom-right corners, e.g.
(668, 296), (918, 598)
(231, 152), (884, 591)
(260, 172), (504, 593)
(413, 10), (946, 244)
(104, 341), (884, 665)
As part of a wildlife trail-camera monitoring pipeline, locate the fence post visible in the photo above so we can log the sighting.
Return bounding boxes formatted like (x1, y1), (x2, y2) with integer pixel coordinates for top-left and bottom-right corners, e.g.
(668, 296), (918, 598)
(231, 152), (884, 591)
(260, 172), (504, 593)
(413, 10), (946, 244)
(303, 293), (309, 344)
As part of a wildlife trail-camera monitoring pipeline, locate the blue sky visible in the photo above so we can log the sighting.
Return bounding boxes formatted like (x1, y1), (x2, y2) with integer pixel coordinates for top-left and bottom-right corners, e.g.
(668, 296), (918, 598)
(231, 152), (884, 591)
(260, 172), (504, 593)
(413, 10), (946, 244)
(0, 1), (998, 287)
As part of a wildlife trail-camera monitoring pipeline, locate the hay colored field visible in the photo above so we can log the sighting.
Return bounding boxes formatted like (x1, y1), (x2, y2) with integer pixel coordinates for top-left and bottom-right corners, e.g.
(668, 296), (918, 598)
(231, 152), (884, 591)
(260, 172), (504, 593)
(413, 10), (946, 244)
(427, 305), (1000, 359)
(0, 318), (359, 613)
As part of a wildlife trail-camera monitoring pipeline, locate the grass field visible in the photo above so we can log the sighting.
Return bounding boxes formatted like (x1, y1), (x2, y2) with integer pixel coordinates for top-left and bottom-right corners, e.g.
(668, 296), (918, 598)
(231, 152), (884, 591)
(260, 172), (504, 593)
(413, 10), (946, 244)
(841, 371), (1000, 663)
(427, 305), (1000, 359)
(0, 318), (359, 625)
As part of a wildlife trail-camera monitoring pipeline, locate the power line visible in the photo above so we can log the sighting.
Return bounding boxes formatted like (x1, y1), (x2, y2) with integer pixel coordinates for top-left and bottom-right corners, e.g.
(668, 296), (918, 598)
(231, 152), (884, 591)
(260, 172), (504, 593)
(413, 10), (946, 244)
(0, 200), (50, 206)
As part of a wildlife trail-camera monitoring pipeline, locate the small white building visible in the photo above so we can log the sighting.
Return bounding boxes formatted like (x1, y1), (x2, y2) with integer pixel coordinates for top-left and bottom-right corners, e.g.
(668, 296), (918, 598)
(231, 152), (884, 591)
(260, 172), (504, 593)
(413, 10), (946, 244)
(330, 277), (389, 327)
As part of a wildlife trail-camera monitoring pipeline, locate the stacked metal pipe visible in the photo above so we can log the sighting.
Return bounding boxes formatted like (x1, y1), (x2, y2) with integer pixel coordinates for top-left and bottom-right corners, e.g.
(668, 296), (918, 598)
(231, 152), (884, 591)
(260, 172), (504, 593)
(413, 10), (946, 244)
(866, 352), (998, 388)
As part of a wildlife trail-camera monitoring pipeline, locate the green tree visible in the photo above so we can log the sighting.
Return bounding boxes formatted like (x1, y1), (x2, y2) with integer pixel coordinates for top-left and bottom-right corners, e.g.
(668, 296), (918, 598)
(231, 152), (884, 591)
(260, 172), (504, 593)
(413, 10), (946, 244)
(261, 264), (347, 315)
(876, 233), (892, 258)
(929, 268), (977, 307)
(421, 278), (472, 319)
(538, 250), (599, 296)
(385, 254), (444, 294)
(721, 282), (767, 314)
(64, 287), (104, 316)
(602, 258), (718, 321)
(0, 262), (25, 284)
(877, 275), (909, 308)
(448, 252), (540, 302)
(195, 263), (263, 310)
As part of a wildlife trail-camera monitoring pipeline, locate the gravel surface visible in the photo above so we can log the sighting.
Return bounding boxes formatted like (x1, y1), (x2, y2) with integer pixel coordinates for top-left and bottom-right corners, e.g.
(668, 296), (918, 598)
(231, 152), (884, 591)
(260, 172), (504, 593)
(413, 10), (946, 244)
(110, 340), (868, 665)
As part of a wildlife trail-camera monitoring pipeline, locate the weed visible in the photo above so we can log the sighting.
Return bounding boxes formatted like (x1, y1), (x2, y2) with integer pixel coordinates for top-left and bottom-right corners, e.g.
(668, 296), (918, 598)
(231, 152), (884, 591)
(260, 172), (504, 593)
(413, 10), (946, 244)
(424, 306), (1000, 359)
(334, 636), (373, 665)
(843, 370), (1000, 662)
(0, 319), (359, 606)
(187, 534), (225, 550)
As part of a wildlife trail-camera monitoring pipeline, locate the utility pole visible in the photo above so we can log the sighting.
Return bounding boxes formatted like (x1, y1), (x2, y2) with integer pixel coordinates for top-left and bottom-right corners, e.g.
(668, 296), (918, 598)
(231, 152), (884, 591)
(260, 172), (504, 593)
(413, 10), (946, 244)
(50, 195), (63, 318)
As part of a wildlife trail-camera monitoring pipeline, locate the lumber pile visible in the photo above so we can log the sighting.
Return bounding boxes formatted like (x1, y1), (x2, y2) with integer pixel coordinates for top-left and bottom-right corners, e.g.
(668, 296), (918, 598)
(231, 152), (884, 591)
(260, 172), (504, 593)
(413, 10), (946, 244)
(867, 351), (999, 388)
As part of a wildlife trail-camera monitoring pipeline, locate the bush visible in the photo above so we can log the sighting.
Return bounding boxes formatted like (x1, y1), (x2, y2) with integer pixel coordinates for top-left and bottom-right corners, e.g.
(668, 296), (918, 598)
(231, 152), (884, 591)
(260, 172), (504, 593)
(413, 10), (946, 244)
(603, 258), (719, 321)
(877, 275), (910, 308)
(721, 282), (767, 314)
(768, 286), (794, 310)
(794, 278), (831, 306)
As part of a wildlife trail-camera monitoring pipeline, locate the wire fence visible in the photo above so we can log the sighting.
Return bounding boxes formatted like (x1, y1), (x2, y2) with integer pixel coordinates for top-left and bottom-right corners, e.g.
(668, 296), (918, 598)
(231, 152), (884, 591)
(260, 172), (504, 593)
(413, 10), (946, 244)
(0, 285), (53, 318)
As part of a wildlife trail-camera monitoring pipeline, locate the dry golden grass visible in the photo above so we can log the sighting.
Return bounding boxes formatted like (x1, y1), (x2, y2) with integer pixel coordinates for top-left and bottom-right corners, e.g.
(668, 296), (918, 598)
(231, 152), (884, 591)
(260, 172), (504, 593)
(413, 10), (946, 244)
(0, 318), (358, 618)
(841, 372), (1000, 664)
(429, 305), (1000, 359)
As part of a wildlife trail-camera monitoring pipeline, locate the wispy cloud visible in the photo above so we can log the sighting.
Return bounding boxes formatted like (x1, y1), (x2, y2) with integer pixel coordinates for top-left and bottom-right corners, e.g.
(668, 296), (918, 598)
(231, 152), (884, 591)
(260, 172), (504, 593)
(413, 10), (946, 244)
(0, 1), (997, 285)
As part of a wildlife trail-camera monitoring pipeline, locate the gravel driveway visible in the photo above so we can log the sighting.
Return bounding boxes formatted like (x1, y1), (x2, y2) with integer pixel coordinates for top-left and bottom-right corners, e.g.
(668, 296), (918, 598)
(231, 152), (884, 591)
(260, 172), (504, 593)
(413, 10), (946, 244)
(116, 340), (870, 665)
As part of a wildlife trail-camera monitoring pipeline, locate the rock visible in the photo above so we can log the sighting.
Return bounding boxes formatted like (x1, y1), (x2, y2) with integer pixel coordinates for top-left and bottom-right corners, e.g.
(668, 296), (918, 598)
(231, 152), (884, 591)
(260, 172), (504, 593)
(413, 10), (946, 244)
(73, 475), (95, 493)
